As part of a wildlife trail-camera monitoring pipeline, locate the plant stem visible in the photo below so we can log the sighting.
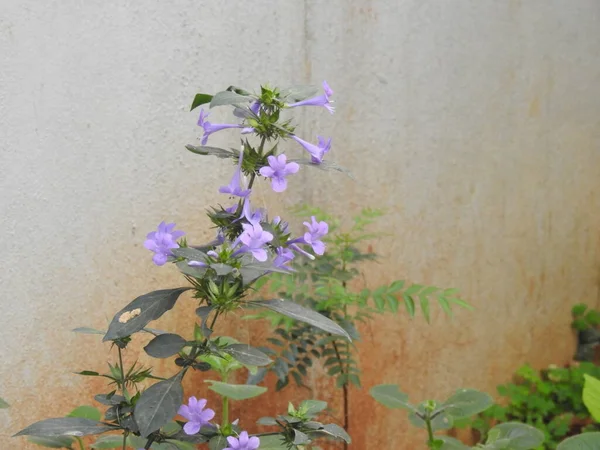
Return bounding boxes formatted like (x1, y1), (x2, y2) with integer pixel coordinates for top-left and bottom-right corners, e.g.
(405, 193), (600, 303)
(222, 371), (230, 426)
(425, 412), (435, 448)
(122, 431), (128, 450)
(144, 436), (155, 450)
(75, 437), (85, 450)
(117, 346), (126, 393)
(332, 340), (349, 450)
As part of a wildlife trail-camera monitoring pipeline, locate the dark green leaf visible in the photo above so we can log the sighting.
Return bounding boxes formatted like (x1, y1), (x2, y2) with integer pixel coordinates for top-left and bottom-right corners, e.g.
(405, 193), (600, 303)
(27, 436), (75, 448)
(190, 93), (213, 111)
(319, 424), (351, 443)
(185, 145), (235, 159)
(253, 434), (288, 449)
(208, 435), (228, 450)
(250, 299), (350, 339)
(223, 344), (271, 367)
(144, 333), (187, 358)
(15, 418), (115, 437)
(134, 372), (184, 437)
(104, 288), (191, 341)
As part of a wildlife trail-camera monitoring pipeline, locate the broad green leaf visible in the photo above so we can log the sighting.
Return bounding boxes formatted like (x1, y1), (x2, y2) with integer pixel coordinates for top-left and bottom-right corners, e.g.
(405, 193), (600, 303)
(369, 384), (414, 411)
(223, 344), (271, 366)
(190, 93), (213, 111)
(72, 327), (105, 335)
(320, 424), (352, 443)
(300, 399), (328, 416)
(104, 288), (191, 341)
(15, 417), (115, 437)
(134, 372), (184, 437)
(442, 388), (493, 419)
(250, 299), (350, 339)
(485, 422), (545, 449)
(294, 429), (310, 444)
(210, 91), (253, 108)
(144, 333), (187, 358)
(68, 405), (102, 421)
(438, 436), (470, 450)
(254, 434), (289, 449)
(557, 432), (600, 450)
(94, 394), (125, 406)
(583, 374), (600, 421)
(205, 380), (267, 400)
(0, 397), (9, 408)
(208, 435), (228, 450)
(91, 434), (127, 448)
(27, 436), (74, 448)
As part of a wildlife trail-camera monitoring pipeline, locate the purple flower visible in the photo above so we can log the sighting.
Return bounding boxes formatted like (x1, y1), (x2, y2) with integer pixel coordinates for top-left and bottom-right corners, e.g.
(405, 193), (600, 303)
(288, 81), (335, 114)
(303, 216), (328, 255)
(249, 101), (261, 115)
(220, 151), (251, 198)
(198, 109), (243, 145)
(242, 198), (264, 226)
(274, 246), (295, 270)
(259, 154), (299, 193)
(225, 431), (260, 450)
(235, 223), (273, 262)
(143, 222), (185, 266)
(178, 396), (215, 435)
(290, 135), (332, 164)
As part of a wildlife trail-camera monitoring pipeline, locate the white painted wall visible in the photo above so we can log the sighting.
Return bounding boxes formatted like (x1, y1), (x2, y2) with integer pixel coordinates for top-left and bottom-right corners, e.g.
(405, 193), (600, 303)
(1, 1), (599, 448)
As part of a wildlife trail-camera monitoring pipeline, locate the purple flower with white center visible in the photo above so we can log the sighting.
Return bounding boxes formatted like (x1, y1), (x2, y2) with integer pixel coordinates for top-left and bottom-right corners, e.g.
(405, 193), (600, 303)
(178, 396), (215, 435)
(303, 216), (328, 255)
(198, 109), (243, 145)
(143, 222), (185, 266)
(259, 154), (300, 193)
(274, 246), (295, 270)
(288, 81), (335, 114)
(234, 223), (273, 262)
(290, 135), (332, 164)
(219, 150), (251, 198)
(225, 431), (260, 450)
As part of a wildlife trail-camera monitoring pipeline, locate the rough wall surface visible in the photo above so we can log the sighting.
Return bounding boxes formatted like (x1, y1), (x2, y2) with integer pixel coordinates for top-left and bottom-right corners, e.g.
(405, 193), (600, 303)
(1, 1), (599, 448)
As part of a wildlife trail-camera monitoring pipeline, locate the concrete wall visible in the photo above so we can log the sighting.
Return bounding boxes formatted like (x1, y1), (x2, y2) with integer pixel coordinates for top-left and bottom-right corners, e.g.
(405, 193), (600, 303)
(1, 1), (599, 448)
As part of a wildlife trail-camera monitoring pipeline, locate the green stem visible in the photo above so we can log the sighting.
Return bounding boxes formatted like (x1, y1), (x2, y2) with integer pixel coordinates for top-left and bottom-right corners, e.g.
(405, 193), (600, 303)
(222, 396), (229, 426)
(144, 437), (155, 450)
(122, 431), (128, 450)
(425, 412), (435, 448)
(117, 346), (126, 392)
(75, 437), (85, 450)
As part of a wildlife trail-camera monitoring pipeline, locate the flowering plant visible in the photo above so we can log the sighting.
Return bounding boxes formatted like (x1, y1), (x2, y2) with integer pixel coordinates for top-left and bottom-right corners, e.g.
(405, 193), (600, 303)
(14, 82), (352, 449)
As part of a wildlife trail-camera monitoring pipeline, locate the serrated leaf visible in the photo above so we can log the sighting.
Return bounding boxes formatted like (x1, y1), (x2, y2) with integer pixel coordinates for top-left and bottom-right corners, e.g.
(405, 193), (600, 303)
(210, 91), (253, 108)
(250, 299), (350, 339)
(369, 384), (414, 411)
(206, 380), (267, 400)
(103, 288), (191, 341)
(557, 432), (600, 450)
(134, 372), (184, 437)
(190, 93), (213, 111)
(15, 417), (115, 437)
(68, 406), (102, 421)
(223, 344), (271, 366)
(583, 374), (600, 421)
(27, 436), (75, 448)
(144, 333), (187, 358)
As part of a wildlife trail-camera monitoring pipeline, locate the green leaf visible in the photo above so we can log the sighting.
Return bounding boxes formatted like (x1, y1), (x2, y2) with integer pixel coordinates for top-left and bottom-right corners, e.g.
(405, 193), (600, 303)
(27, 436), (75, 448)
(408, 404), (453, 431)
(294, 429), (310, 445)
(369, 384), (414, 411)
(442, 388), (493, 419)
(583, 374), (600, 421)
(319, 424), (352, 443)
(300, 400), (328, 416)
(206, 380), (267, 400)
(72, 327), (105, 335)
(485, 422), (545, 449)
(208, 435), (228, 450)
(91, 435), (128, 448)
(253, 434), (288, 449)
(190, 93), (213, 111)
(184, 145), (235, 159)
(419, 294), (431, 322)
(222, 344), (271, 367)
(134, 372), (184, 437)
(210, 91), (253, 108)
(250, 299), (350, 339)
(437, 436), (470, 450)
(0, 397), (9, 408)
(15, 417), (115, 437)
(67, 405), (102, 421)
(103, 288), (191, 341)
(557, 432), (600, 450)
(144, 333), (187, 358)
(403, 293), (416, 317)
